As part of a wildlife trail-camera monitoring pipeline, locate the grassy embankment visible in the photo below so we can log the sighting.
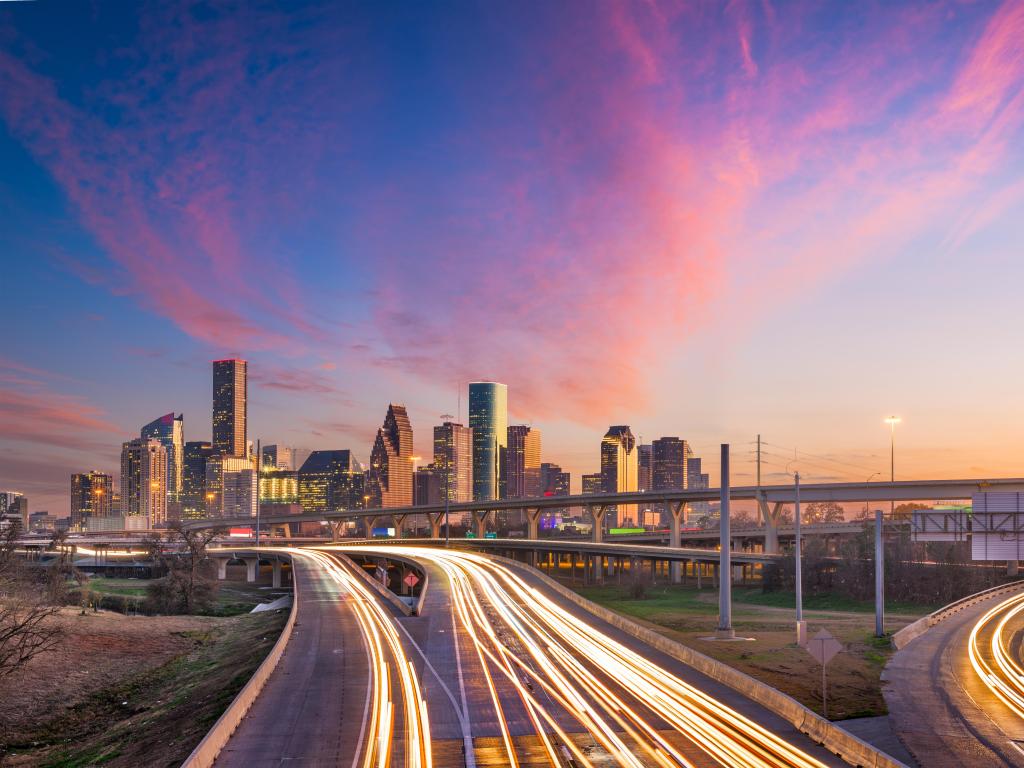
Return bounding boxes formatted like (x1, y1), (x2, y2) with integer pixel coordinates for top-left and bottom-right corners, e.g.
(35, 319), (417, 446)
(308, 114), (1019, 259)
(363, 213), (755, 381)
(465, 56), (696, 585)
(573, 582), (934, 720)
(2, 609), (287, 768)
(81, 576), (285, 616)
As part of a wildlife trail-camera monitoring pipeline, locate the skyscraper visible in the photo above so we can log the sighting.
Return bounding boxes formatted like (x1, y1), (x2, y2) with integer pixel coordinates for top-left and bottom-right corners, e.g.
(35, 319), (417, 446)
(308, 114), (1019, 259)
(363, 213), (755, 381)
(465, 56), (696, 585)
(140, 413), (184, 501)
(204, 455), (257, 518)
(433, 421), (473, 502)
(414, 466), (443, 506)
(368, 404), (414, 507)
(262, 444), (294, 471)
(469, 382), (507, 501)
(540, 463), (570, 497)
(687, 456), (711, 517)
(0, 492), (28, 531)
(120, 438), (168, 526)
(212, 359), (247, 458)
(601, 426), (638, 526)
(182, 441), (214, 519)
(506, 425), (542, 499)
(70, 471), (113, 528)
(637, 444), (653, 492)
(299, 450), (365, 512)
(582, 472), (603, 494)
(653, 437), (691, 491)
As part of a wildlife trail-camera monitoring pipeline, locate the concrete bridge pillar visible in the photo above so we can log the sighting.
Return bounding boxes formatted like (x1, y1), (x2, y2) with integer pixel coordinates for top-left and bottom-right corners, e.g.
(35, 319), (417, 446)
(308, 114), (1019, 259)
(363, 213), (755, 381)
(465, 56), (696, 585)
(472, 510), (491, 539)
(428, 513), (443, 539)
(590, 505), (607, 543)
(1009, 560), (1019, 577)
(363, 516), (379, 539)
(328, 520), (344, 542)
(393, 514), (408, 539)
(668, 501), (687, 584)
(244, 557), (259, 583)
(215, 557), (229, 580)
(759, 497), (783, 555)
(525, 507), (542, 540)
(272, 559), (282, 588)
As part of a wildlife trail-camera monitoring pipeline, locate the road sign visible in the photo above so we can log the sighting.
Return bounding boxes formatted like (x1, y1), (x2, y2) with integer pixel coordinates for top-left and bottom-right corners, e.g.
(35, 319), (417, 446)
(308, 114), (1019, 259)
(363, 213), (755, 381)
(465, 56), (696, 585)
(805, 629), (843, 718)
(484, 532), (498, 539)
(465, 532), (477, 538)
(403, 572), (420, 588)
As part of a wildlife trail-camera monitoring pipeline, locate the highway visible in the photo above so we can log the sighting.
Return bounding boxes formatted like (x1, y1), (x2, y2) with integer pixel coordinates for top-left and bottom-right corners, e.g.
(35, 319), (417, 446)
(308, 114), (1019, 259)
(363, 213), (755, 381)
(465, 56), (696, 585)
(885, 584), (1024, 767)
(214, 548), (431, 767)
(333, 545), (848, 767)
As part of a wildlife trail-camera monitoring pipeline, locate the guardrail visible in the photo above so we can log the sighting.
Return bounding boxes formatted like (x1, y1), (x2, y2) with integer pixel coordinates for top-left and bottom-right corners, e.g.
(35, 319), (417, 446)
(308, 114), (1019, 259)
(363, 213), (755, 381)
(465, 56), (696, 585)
(891, 579), (1024, 650)
(330, 551), (429, 617)
(495, 556), (908, 768)
(181, 553), (300, 768)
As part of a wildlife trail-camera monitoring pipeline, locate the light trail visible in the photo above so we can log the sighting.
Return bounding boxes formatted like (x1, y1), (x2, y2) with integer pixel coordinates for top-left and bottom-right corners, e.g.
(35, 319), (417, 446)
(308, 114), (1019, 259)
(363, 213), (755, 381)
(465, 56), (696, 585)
(968, 590), (1024, 719)
(254, 548), (432, 768)
(334, 546), (830, 768)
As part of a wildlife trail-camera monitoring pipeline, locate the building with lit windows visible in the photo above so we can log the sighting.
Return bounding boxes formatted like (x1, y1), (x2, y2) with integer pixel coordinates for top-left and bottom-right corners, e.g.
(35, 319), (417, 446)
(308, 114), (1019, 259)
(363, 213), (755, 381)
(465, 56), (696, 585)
(262, 444), (295, 470)
(506, 425), (541, 499)
(182, 441), (214, 518)
(414, 466), (444, 506)
(601, 426), (638, 527)
(368, 404), (414, 508)
(140, 413), (183, 504)
(204, 455), (256, 518)
(433, 421), (473, 502)
(687, 456), (711, 517)
(212, 359), (247, 458)
(0, 492), (28, 531)
(260, 468), (299, 504)
(469, 382), (507, 501)
(70, 471), (113, 529)
(298, 450), (365, 513)
(120, 438), (168, 526)
(582, 472), (603, 494)
(637, 444), (653, 492)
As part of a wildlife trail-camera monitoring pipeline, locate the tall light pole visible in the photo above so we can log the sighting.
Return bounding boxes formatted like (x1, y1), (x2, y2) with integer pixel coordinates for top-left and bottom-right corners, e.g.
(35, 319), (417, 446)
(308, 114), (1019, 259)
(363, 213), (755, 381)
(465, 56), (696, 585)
(795, 470), (805, 645)
(884, 416), (900, 519)
(441, 414), (455, 547)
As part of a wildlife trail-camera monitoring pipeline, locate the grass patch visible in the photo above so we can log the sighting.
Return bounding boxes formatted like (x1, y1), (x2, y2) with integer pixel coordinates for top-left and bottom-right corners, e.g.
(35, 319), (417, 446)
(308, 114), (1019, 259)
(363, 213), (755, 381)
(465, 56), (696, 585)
(2, 610), (288, 767)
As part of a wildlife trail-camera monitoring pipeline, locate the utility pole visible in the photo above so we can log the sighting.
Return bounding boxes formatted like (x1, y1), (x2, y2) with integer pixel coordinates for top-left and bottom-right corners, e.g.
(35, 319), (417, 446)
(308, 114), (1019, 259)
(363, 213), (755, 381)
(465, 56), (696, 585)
(717, 444), (734, 639)
(441, 414), (454, 548)
(795, 470), (805, 645)
(756, 434), (762, 525)
(875, 509), (885, 637)
(255, 438), (261, 549)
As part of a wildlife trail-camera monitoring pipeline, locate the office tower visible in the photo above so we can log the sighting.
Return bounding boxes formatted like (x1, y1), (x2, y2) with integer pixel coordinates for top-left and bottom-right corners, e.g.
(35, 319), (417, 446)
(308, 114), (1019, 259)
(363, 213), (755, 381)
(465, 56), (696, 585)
(433, 421), (473, 502)
(601, 426), (638, 526)
(182, 441), (214, 519)
(469, 382), (508, 501)
(120, 438), (168, 526)
(260, 468), (299, 503)
(299, 450), (365, 513)
(414, 466), (444, 506)
(687, 456), (711, 516)
(540, 463), (570, 497)
(506, 425), (542, 499)
(0, 492), (28, 530)
(582, 472), (603, 494)
(212, 359), (247, 458)
(368, 404), (414, 508)
(653, 437), (690, 491)
(70, 471), (113, 528)
(262, 444), (294, 471)
(29, 511), (58, 534)
(638, 444), (653, 492)
(141, 413), (184, 501)
(204, 455), (256, 518)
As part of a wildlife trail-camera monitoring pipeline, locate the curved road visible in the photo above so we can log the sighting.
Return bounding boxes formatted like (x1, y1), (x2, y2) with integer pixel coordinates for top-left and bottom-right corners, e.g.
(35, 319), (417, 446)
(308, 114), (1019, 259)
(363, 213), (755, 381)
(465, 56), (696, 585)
(884, 585), (1024, 767)
(335, 545), (850, 767)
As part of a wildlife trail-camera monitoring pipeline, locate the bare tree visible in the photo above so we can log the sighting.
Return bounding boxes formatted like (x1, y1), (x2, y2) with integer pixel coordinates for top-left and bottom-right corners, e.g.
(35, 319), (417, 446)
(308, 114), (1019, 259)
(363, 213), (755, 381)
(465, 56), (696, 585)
(146, 523), (225, 614)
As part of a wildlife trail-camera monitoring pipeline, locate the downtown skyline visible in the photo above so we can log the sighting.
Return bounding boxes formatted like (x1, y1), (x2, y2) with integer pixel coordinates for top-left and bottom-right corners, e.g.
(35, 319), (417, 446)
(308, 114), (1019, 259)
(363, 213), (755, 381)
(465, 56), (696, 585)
(4, 1), (1024, 515)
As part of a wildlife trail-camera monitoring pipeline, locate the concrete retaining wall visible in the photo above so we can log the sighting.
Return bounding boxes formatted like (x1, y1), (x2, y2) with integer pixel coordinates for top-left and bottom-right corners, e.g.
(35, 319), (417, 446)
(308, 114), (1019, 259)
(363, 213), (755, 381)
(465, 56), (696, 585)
(181, 553), (299, 768)
(331, 551), (429, 617)
(891, 579), (1024, 651)
(495, 555), (907, 768)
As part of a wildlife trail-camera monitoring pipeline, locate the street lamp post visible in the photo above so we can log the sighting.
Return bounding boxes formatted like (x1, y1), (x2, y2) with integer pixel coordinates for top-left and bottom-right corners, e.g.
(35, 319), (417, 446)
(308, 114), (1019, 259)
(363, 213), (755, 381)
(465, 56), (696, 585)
(795, 470), (805, 645)
(884, 416), (901, 519)
(441, 414), (455, 547)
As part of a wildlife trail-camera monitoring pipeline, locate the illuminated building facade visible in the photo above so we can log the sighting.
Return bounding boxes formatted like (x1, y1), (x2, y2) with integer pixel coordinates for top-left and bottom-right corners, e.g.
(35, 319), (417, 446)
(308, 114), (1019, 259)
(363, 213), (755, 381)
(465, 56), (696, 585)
(261, 468), (299, 503)
(204, 455), (256, 518)
(212, 359), (247, 458)
(368, 404), (414, 508)
(70, 471), (113, 528)
(433, 422), (473, 502)
(120, 438), (168, 526)
(506, 425), (541, 499)
(414, 466), (443, 506)
(140, 413), (184, 502)
(182, 441), (214, 519)
(469, 382), (507, 501)
(601, 425), (638, 526)
(262, 444), (295, 470)
(653, 437), (690, 491)
(0, 492), (28, 531)
(299, 450), (365, 512)
(637, 444), (653, 492)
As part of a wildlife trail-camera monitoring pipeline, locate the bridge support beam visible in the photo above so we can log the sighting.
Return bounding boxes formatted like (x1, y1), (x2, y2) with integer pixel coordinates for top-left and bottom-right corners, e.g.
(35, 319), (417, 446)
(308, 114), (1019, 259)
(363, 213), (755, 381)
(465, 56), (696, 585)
(272, 559), (282, 588)
(328, 520), (345, 542)
(393, 514), (408, 539)
(428, 513), (443, 539)
(525, 507), (542, 540)
(590, 505), (607, 543)
(243, 557), (259, 583)
(758, 497), (784, 555)
(363, 516), (379, 539)
(215, 557), (228, 580)
(472, 510), (491, 539)
(668, 501), (688, 584)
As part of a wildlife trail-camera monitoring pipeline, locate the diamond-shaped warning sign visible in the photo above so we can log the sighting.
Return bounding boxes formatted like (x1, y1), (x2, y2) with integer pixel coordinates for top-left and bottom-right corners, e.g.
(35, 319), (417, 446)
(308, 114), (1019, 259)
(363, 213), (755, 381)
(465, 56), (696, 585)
(806, 629), (842, 666)
(403, 572), (420, 588)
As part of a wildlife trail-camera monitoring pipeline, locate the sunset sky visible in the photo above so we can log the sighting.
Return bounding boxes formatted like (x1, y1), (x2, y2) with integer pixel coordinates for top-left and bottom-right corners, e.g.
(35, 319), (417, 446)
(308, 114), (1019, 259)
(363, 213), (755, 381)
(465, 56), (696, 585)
(3, 1), (1024, 516)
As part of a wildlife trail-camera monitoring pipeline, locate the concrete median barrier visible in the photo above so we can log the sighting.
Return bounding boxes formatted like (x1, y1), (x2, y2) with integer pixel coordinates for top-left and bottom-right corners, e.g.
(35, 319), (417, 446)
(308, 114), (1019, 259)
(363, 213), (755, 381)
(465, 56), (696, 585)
(891, 579), (1024, 651)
